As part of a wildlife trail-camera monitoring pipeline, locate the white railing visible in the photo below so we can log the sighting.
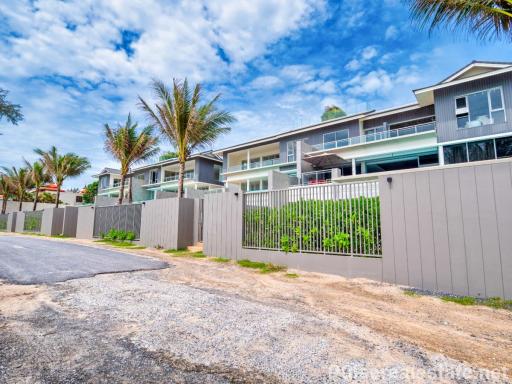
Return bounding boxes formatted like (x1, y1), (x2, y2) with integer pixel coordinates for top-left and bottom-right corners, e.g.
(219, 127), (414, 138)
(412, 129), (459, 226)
(311, 122), (436, 151)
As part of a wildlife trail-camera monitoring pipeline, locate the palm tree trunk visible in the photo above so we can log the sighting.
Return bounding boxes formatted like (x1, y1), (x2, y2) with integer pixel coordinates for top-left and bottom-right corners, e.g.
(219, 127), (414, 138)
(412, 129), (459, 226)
(55, 184), (61, 208)
(1, 197), (7, 215)
(118, 174), (126, 205)
(33, 187), (39, 211)
(178, 160), (185, 198)
(18, 192), (22, 211)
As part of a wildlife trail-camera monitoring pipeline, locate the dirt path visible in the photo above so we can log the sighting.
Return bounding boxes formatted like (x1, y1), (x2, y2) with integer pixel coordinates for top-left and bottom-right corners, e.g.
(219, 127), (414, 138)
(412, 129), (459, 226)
(1, 234), (511, 383)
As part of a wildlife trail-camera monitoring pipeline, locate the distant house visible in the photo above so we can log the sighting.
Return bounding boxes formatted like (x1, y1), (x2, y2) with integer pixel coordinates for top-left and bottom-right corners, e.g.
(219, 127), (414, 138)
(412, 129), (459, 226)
(95, 151), (223, 201)
(29, 183), (83, 205)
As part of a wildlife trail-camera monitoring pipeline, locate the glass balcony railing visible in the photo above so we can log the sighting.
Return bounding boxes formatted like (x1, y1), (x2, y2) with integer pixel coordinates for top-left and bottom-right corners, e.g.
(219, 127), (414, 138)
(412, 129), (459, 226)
(301, 170), (332, 186)
(163, 173), (194, 182)
(311, 122), (436, 151)
(227, 157), (283, 173)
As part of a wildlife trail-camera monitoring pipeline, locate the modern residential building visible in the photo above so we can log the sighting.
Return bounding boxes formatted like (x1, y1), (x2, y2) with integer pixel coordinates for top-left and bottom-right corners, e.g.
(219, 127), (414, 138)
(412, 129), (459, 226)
(95, 151), (223, 201)
(216, 61), (512, 191)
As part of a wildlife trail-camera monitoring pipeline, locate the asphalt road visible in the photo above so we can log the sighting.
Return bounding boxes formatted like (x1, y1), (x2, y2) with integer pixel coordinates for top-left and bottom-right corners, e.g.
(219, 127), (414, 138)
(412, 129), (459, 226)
(0, 235), (168, 284)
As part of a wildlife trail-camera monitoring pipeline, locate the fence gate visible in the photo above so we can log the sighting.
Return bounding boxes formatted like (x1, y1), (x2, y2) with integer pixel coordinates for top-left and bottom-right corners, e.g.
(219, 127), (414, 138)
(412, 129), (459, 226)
(93, 204), (142, 239)
(24, 210), (44, 232)
(242, 181), (381, 257)
(197, 198), (204, 242)
(0, 214), (7, 231)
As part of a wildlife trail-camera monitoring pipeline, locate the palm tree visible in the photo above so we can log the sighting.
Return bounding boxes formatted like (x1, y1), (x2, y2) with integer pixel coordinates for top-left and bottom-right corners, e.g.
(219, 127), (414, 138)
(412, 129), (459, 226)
(1, 167), (32, 211)
(139, 79), (234, 197)
(24, 160), (51, 211)
(409, 0), (512, 41)
(35, 146), (91, 208)
(0, 173), (14, 214)
(104, 114), (159, 204)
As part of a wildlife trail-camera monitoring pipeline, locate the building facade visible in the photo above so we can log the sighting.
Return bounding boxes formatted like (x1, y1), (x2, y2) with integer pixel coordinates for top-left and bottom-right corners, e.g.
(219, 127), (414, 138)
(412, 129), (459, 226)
(216, 61), (512, 191)
(95, 152), (223, 201)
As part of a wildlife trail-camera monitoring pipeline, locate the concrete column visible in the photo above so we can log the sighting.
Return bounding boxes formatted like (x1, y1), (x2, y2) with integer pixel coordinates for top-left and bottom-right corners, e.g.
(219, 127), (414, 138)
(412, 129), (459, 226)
(352, 158), (357, 175)
(361, 161), (367, 174)
(247, 150), (251, 169)
(331, 168), (341, 179)
(438, 145), (445, 166)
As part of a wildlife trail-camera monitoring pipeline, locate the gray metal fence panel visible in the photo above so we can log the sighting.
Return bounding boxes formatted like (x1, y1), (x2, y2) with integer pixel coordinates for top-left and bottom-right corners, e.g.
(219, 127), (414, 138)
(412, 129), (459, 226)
(24, 210), (43, 232)
(0, 214), (7, 231)
(242, 181), (381, 257)
(93, 204), (142, 239)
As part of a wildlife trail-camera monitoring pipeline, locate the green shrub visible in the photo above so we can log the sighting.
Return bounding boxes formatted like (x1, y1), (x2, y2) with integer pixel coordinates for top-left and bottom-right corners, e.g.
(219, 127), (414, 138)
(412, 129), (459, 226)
(117, 230), (128, 241)
(243, 197), (381, 255)
(211, 257), (230, 263)
(126, 231), (136, 242)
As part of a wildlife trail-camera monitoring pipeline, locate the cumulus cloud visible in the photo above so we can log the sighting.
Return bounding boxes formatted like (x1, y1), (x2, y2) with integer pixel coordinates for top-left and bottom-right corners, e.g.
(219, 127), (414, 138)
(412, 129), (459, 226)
(385, 25), (398, 40)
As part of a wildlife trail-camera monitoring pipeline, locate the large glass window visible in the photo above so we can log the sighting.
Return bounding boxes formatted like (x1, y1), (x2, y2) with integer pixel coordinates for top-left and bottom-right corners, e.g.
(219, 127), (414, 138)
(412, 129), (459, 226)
(444, 144), (468, 164)
(323, 129), (349, 149)
(468, 139), (495, 162)
(455, 87), (506, 129)
(496, 137), (512, 158)
(287, 141), (296, 162)
(262, 154), (279, 166)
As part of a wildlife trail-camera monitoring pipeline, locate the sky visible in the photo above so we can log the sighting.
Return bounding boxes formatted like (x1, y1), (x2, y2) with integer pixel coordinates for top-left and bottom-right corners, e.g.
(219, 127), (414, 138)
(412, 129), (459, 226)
(0, 0), (511, 188)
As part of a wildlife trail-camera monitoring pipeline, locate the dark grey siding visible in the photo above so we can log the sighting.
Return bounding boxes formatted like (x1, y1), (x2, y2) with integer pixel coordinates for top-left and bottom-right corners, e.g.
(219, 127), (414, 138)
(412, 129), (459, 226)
(195, 157), (223, 185)
(363, 105), (435, 130)
(435, 72), (512, 143)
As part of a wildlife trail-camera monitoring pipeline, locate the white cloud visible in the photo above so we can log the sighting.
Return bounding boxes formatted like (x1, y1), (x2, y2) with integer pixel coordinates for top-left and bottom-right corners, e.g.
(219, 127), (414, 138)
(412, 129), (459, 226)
(361, 46), (378, 60)
(345, 46), (378, 72)
(385, 25), (398, 40)
(345, 59), (361, 71)
(249, 75), (284, 90)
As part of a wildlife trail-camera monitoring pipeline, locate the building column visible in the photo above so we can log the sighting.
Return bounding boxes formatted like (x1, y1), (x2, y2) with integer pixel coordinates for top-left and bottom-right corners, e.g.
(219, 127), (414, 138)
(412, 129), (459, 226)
(438, 145), (445, 166)
(247, 150), (251, 169)
(351, 158), (357, 175)
(360, 161), (367, 174)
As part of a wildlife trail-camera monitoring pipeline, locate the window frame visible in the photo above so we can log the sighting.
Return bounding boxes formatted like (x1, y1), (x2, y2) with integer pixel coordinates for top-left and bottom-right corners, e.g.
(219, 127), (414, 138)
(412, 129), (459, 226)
(454, 86), (506, 129)
(286, 141), (296, 163)
(323, 129), (349, 148)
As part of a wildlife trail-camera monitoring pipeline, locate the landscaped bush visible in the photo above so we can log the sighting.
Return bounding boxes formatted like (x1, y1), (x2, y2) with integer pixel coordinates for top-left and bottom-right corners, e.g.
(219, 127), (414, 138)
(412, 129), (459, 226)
(243, 197), (381, 256)
(103, 229), (137, 243)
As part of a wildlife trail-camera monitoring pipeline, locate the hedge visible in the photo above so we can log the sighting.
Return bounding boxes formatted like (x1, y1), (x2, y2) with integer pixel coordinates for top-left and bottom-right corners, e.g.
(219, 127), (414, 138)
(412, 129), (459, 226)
(243, 196), (381, 256)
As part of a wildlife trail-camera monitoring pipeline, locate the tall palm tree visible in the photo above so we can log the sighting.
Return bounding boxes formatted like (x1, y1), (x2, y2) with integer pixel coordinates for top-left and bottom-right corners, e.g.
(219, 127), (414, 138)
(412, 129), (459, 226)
(139, 79), (234, 197)
(409, 0), (512, 40)
(24, 160), (51, 211)
(1, 167), (32, 211)
(104, 114), (159, 204)
(35, 146), (91, 208)
(0, 173), (14, 214)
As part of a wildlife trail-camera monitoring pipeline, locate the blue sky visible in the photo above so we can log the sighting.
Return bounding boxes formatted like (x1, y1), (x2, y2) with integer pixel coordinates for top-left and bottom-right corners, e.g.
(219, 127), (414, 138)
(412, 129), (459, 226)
(0, 0), (511, 188)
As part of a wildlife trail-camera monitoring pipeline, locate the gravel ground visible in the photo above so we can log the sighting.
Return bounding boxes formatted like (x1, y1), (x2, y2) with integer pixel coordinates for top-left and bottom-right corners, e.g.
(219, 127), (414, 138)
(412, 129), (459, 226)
(1, 267), (510, 383)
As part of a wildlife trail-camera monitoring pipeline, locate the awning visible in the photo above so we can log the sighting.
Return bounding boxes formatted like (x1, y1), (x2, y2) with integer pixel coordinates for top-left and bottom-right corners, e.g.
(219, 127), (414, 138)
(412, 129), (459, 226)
(303, 153), (351, 168)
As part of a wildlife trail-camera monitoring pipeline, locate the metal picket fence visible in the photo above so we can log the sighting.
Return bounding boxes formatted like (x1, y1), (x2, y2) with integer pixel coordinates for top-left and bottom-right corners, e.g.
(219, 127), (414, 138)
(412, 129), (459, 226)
(24, 210), (44, 232)
(242, 181), (381, 257)
(93, 203), (142, 239)
(0, 214), (7, 231)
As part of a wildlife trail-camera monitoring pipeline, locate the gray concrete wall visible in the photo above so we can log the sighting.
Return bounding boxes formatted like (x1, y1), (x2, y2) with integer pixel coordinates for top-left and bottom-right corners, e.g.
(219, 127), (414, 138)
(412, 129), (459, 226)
(2, 201), (56, 214)
(7, 212), (17, 232)
(379, 159), (512, 299)
(434, 72), (512, 143)
(76, 206), (95, 239)
(139, 198), (195, 250)
(94, 196), (118, 207)
(62, 206), (79, 237)
(268, 170), (291, 190)
(14, 212), (25, 233)
(41, 208), (65, 236)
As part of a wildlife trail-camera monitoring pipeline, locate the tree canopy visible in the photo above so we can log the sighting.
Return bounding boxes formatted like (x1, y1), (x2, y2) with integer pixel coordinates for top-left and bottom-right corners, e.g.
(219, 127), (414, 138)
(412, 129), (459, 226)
(0, 88), (23, 125)
(321, 105), (347, 121)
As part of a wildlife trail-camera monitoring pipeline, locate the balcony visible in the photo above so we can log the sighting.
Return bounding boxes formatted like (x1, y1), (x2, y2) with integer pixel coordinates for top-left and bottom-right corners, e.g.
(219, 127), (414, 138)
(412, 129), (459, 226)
(227, 157), (283, 173)
(302, 170), (332, 186)
(163, 172), (194, 182)
(310, 122), (436, 152)
(111, 180), (129, 188)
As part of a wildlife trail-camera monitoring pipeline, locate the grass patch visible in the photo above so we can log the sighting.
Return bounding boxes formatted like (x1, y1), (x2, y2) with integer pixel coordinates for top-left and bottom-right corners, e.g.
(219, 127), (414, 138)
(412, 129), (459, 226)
(191, 251), (206, 258)
(482, 297), (512, 310)
(127, 246), (146, 250)
(164, 249), (206, 258)
(211, 257), (230, 263)
(51, 234), (69, 238)
(95, 239), (142, 249)
(163, 248), (188, 255)
(285, 273), (299, 278)
(403, 289), (420, 297)
(441, 295), (477, 306)
(237, 259), (287, 274)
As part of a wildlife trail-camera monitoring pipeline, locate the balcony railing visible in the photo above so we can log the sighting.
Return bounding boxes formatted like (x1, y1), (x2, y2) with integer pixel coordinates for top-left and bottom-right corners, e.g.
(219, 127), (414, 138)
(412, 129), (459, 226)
(163, 173), (194, 182)
(302, 170), (332, 186)
(311, 122), (436, 151)
(227, 157), (283, 173)
(112, 180), (129, 188)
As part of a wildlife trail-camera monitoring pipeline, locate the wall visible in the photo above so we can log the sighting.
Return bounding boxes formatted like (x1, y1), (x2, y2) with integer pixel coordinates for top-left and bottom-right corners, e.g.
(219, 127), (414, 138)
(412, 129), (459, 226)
(435, 72), (512, 143)
(195, 157), (223, 186)
(362, 105), (435, 130)
(2, 201), (57, 214)
(76, 205), (95, 239)
(7, 212), (17, 232)
(379, 159), (512, 299)
(268, 170), (291, 190)
(139, 198), (195, 249)
(41, 208), (65, 236)
(62, 206), (79, 237)
(14, 212), (25, 232)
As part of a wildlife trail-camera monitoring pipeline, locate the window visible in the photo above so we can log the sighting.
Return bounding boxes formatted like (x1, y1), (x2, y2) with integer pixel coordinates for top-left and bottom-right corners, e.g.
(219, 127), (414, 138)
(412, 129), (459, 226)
(249, 179), (261, 192)
(262, 154), (279, 166)
(496, 137), (512, 158)
(444, 144), (468, 164)
(135, 174), (145, 180)
(241, 160), (248, 170)
(323, 129), (349, 149)
(287, 141), (296, 162)
(100, 176), (109, 189)
(468, 139), (495, 162)
(113, 178), (121, 187)
(150, 170), (159, 184)
(261, 179), (268, 190)
(455, 87), (506, 129)
(249, 157), (260, 168)
(213, 164), (222, 181)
